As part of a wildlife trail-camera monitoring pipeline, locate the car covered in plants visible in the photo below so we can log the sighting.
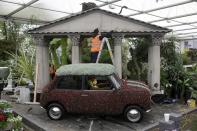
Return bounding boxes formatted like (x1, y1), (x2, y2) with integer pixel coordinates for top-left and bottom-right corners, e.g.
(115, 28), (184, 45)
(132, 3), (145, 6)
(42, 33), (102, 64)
(40, 63), (151, 123)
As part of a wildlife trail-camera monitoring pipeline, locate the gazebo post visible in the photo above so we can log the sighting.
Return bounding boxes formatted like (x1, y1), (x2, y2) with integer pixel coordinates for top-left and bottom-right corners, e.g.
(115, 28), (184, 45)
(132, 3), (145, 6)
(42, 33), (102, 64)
(68, 34), (80, 64)
(112, 34), (123, 79)
(34, 35), (50, 93)
(148, 34), (163, 94)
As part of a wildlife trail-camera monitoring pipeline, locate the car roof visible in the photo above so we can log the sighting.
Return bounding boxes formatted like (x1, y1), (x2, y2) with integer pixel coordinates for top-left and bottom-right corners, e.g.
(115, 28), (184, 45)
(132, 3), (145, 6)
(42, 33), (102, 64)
(56, 63), (116, 76)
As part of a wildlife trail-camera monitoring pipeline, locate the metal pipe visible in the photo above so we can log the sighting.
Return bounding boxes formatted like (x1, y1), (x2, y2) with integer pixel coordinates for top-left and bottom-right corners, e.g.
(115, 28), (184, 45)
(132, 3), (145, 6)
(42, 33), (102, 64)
(5, 0), (39, 18)
(174, 27), (197, 32)
(177, 37), (197, 40)
(0, 15), (49, 24)
(165, 21), (197, 27)
(128, 0), (193, 16)
(176, 31), (197, 35)
(96, 0), (197, 29)
(0, 0), (72, 14)
(150, 12), (197, 23)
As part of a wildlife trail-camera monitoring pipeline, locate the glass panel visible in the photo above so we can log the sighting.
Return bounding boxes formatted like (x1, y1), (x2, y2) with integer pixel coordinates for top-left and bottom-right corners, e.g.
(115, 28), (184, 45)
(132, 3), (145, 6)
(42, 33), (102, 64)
(115, 0), (187, 13)
(109, 75), (120, 89)
(150, 2), (197, 19)
(169, 25), (194, 31)
(173, 15), (197, 23)
(189, 23), (197, 27)
(3, 0), (32, 4)
(131, 14), (160, 22)
(177, 33), (197, 38)
(33, 0), (103, 14)
(154, 21), (180, 27)
(179, 33), (197, 36)
(174, 29), (197, 34)
(0, 2), (21, 15)
(100, 5), (138, 16)
(87, 76), (113, 90)
(13, 6), (68, 22)
(58, 76), (82, 90)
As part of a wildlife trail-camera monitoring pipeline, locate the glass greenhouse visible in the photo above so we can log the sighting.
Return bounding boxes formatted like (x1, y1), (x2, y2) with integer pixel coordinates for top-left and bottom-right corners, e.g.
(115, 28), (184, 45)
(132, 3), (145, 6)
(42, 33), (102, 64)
(0, 0), (197, 39)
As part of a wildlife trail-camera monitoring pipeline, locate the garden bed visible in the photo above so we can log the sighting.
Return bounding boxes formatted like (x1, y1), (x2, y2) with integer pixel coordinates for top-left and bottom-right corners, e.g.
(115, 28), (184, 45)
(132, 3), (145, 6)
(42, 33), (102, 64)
(0, 100), (23, 130)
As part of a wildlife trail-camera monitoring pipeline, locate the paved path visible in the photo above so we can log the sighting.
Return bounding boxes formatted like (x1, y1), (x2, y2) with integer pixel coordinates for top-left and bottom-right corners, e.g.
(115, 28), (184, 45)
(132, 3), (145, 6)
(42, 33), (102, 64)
(2, 94), (195, 131)
(11, 102), (193, 131)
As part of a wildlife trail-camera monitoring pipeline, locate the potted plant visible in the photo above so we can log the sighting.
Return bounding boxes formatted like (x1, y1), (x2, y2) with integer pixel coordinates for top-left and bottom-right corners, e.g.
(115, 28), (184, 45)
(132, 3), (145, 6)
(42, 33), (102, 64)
(16, 79), (30, 103)
(0, 100), (23, 130)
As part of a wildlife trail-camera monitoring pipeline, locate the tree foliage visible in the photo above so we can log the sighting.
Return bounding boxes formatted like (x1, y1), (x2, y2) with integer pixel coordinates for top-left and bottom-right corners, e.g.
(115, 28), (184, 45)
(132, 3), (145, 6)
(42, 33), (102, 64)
(8, 48), (35, 85)
(0, 21), (25, 66)
(127, 37), (149, 81)
(160, 37), (193, 99)
(49, 37), (71, 69)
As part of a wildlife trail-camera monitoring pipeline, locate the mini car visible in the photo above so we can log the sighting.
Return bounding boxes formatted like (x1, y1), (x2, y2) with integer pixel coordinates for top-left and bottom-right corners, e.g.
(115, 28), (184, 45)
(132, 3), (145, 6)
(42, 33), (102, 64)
(40, 63), (151, 123)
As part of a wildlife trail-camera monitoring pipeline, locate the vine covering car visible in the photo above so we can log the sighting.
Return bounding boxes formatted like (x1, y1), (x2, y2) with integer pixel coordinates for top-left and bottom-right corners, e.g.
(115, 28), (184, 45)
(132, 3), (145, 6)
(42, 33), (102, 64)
(40, 63), (151, 123)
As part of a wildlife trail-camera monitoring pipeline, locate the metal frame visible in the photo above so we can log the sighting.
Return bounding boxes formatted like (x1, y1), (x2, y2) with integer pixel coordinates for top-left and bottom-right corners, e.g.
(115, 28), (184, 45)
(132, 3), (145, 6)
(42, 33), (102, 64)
(0, 0), (121, 24)
(127, 0), (193, 17)
(96, 0), (197, 31)
(164, 21), (197, 28)
(5, 0), (39, 18)
(1, 0), (197, 39)
(149, 12), (197, 23)
(176, 31), (197, 35)
(53, 0), (121, 22)
(174, 27), (197, 32)
(0, 0), (72, 14)
(178, 37), (197, 40)
(0, 15), (49, 24)
(177, 35), (197, 39)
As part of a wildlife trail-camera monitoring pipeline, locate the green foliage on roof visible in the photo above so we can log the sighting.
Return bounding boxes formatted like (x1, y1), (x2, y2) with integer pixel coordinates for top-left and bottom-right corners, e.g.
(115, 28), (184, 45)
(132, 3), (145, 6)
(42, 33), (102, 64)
(56, 63), (115, 76)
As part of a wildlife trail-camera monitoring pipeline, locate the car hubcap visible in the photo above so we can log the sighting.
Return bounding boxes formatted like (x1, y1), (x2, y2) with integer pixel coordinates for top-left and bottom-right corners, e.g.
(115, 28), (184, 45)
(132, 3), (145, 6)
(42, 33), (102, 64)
(49, 107), (62, 119)
(127, 109), (141, 122)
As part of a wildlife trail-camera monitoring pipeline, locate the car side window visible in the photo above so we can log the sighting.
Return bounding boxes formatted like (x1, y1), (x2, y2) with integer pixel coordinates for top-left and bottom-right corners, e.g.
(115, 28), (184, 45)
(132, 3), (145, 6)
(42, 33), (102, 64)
(57, 76), (82, 90)
(86, 76), (113, 90)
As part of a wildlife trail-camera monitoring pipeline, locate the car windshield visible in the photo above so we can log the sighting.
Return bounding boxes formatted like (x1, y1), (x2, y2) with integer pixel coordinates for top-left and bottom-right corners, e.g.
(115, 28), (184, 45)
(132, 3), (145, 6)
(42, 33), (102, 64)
(109, 74), (121, 89)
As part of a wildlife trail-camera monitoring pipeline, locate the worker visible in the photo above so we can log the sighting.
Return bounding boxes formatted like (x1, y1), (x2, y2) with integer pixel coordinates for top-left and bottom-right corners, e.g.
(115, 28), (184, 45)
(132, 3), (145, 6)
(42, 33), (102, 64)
(90, 28), (102, 63)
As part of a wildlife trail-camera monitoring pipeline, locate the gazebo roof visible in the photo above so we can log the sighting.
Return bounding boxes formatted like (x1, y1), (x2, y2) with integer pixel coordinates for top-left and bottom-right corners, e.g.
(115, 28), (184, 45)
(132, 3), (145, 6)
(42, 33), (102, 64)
(28, 8), (171, 34)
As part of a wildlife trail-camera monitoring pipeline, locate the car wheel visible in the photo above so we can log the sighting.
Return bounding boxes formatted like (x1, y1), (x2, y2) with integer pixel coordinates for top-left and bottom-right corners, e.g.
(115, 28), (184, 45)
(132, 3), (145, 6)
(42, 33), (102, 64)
(124, 106), (143, 123)
(47, 103), (65, 120)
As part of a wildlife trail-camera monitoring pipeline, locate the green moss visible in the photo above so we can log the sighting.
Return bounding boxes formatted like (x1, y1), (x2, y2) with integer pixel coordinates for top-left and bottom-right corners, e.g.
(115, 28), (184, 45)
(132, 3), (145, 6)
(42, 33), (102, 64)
(56, 63), (115, 76)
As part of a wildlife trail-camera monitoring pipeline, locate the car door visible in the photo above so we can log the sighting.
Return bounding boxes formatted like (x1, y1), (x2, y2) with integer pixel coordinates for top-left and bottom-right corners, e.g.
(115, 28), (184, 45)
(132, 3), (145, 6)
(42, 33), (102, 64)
(52, 75), (83, 113)
(75, 75), (122, 114)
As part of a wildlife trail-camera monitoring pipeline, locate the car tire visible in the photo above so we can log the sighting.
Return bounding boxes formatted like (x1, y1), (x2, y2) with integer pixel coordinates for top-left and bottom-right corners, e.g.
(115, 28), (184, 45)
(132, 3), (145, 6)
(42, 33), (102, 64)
(47, 103), (65, 120)
(124, 106), (143, 123)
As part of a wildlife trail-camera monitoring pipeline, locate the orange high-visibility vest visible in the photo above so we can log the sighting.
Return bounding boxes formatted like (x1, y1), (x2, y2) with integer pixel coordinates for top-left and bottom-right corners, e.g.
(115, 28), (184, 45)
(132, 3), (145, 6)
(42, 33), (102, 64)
(91, 35), (101, 52)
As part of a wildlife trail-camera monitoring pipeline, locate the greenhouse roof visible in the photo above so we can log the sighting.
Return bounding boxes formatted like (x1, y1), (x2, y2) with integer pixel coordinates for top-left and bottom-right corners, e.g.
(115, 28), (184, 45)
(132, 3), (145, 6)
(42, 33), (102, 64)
(28, 8), (170, 34)
(0, 0), (197, 39)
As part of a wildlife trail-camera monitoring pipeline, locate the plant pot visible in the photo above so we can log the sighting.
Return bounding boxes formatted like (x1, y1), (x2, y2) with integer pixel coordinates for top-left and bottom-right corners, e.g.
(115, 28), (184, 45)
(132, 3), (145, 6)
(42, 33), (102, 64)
(164, 113), (170, 122)
(19, 87), (30, 103)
